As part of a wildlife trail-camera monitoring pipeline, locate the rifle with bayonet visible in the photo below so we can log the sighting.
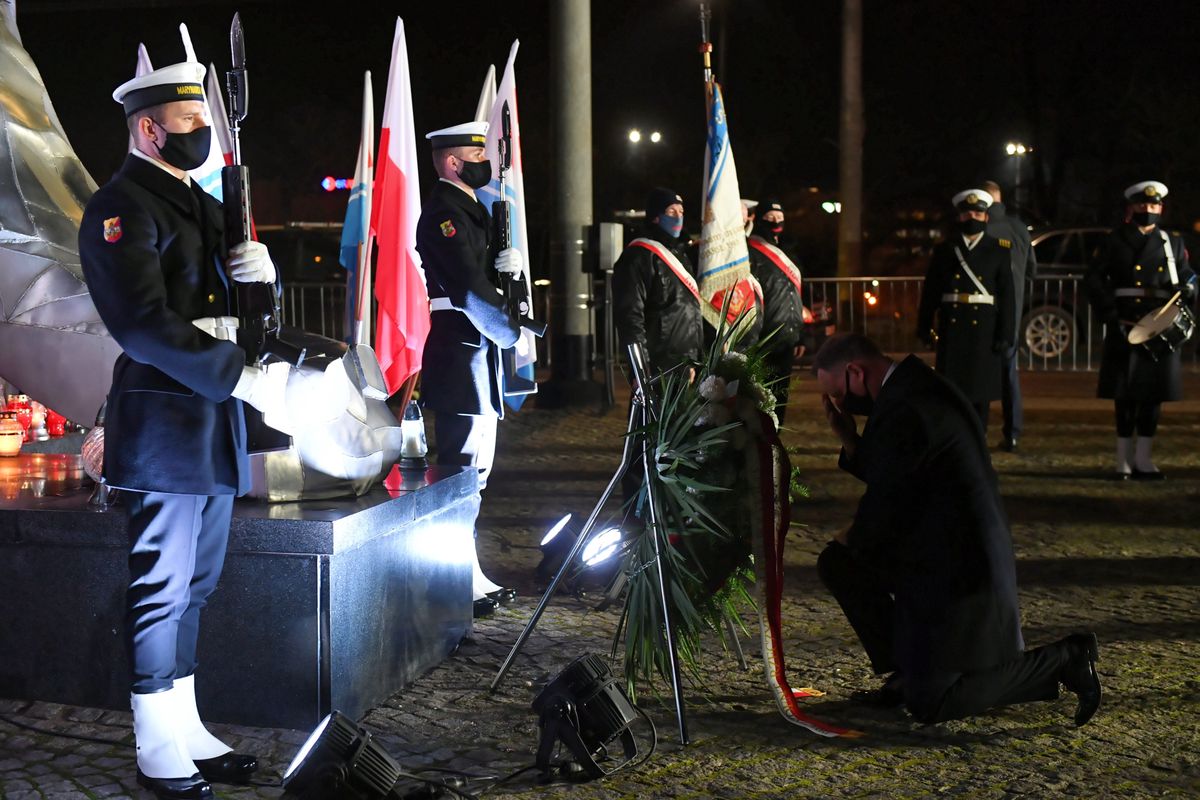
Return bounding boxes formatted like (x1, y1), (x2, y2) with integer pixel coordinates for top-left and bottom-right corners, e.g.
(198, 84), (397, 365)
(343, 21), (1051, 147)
(491, 100), (545, 397)
(222, 12), (305, 452)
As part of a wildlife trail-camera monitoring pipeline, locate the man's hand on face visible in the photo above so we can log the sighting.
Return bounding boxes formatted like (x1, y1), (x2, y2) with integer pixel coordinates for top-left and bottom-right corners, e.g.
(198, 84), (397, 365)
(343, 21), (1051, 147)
(822, 392), (858, 453)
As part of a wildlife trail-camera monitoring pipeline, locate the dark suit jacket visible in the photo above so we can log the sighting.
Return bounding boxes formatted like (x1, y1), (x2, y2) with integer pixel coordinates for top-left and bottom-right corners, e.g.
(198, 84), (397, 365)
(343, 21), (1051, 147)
(918, 234), (1015, 402)
(841, 355), (1024, 675)
(416, 180), (521, 416)
(79, 154), (248, 495)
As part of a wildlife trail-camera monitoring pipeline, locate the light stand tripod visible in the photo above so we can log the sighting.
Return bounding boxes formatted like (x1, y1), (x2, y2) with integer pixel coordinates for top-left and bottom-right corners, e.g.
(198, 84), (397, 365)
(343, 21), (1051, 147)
(490, 343), (691, 744)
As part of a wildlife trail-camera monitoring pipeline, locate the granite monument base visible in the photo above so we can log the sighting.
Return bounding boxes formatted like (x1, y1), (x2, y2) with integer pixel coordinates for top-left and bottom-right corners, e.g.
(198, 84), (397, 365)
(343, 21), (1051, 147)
(0, 454), (477, 729)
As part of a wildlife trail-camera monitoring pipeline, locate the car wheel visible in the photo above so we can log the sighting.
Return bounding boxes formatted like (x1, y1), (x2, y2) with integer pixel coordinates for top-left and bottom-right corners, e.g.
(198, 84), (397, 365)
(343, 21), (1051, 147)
(1022, 305), (1074, 359)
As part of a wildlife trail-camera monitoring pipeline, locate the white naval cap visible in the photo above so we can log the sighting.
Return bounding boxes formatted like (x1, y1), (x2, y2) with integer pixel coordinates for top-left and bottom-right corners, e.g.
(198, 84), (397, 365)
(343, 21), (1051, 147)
(113, 61), (206, 117)
(952, 188), (994, 211)
(425, 121), (489, 149)
(1124, 181), (1168, 203)
(741, 198), (759, 210)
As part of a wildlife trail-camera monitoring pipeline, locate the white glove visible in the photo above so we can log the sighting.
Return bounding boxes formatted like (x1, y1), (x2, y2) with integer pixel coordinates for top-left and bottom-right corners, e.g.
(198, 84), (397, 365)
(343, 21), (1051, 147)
(192, 316), (239, 342)
(231, 363), (293, 434)
(494, 247), (524, 276)
(227, 240), (277, 283)
(514, 332), (531, 359)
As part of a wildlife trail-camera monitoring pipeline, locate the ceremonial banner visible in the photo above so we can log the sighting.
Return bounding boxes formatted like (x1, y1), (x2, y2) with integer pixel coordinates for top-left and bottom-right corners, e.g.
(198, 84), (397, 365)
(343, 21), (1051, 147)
(697, 82), (754, 332)
(474, 63), (496, 123)
(479, 40), (537, 409)
(340, 72), (374, 344)
(371, 19), (428, 394)
(177, 25), (227, 200)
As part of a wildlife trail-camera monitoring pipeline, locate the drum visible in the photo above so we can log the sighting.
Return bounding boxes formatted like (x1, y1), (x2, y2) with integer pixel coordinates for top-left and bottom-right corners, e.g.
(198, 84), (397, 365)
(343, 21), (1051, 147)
(1127, 301), (1196, 361)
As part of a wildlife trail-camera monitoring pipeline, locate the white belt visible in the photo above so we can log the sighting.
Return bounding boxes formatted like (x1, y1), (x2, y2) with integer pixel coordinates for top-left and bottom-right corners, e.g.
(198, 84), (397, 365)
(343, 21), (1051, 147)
(192, 316), (239, 341)
(1114, 288), (1170, 298)
(941, 293), (994, 305)
(430, 297), (455, 312)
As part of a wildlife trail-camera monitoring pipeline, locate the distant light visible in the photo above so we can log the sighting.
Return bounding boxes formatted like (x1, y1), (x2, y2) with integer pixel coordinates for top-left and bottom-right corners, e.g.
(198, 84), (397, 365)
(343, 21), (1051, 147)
(871, 279), (880, 287)
(321, 176), (356, 192)
(821, 201), (836, 214)
(314, 256), (322, 263)
(1005, 141), (1030, 156)
(533, 278), (551, 287)
(540, 514), (573, 547)
(628, 129), (642, 143)
(867, 296), (878, 306)
(649, 131), (662, 144)
(581, 527), (622, 567)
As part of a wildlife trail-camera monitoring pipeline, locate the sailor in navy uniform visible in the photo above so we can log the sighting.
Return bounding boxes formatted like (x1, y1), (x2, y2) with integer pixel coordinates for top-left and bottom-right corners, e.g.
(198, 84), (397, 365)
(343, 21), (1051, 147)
(416, 121), (526, 617)
(79, 61), (279, 800)
(917, 189), (1015, 431)
(1084, 181), (1197, 479)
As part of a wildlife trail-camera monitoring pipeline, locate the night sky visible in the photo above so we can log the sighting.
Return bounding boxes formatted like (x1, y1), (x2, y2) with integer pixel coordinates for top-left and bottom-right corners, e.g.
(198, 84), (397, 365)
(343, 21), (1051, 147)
(15, 0), (1200, 275)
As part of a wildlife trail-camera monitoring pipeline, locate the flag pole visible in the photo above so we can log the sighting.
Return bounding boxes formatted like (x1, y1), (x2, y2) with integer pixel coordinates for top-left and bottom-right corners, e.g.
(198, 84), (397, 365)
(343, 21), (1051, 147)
(699, 2), (713, 85)
(353, 71), (375, 347)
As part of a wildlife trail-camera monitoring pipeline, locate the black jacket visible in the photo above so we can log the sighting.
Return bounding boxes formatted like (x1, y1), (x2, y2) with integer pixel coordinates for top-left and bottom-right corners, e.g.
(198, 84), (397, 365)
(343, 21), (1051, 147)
(612, 223), (704, 374)
(417, 180), (522, 416)
(985, 201), (1036, 330)
(79, 154), (248, 495)
(918, 234), (1015, 402)
(747, 235), (805, 353)
(1085, 223), (1195, 402)
(841, 355), (1024, 675)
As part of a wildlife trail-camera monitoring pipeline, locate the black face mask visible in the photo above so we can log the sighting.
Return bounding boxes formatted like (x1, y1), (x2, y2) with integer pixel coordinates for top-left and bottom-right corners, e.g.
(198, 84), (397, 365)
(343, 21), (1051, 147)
(959, 217), (987, 235)
(151, 121), (211, 171)
(755, 219), (782, 238)
(842, 367), (874, 416)
(1132, 211), (1160, 227)
(456, 158), (492, 189)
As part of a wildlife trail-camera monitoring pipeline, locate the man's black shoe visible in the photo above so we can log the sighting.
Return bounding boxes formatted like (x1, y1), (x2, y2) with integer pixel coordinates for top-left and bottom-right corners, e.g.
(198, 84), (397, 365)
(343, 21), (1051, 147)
(195, 752), (258, 785)
(1000, 437), (1018, 452)
(850, 674), (904, 708)
(1131, 468), (1166, 481)
(1060, 632), (1101, 727)
(136, 769), (214, 800)
(487, 587), (517, 605)
(473, 597), (499, 618)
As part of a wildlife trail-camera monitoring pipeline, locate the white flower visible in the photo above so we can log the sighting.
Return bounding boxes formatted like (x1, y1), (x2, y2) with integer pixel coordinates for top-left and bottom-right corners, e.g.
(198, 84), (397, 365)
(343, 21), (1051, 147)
(720, 351), (748, 368)
(698, 375), (727, 402)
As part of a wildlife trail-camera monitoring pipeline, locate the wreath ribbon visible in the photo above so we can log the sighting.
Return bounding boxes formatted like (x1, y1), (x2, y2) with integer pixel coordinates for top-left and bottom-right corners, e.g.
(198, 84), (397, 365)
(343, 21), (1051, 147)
(750, 411), (861, 737)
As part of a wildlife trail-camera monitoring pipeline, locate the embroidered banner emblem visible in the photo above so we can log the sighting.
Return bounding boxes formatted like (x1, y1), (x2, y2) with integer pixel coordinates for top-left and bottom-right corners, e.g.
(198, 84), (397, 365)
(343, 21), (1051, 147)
(439, 220), (456, 238)
(103, 217), (122, 243)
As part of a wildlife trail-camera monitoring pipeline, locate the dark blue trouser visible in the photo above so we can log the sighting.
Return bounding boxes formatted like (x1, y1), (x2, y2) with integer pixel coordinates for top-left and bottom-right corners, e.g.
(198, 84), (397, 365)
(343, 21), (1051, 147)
(1001, 345), (1023, 442)
(125, 492), (233, 693)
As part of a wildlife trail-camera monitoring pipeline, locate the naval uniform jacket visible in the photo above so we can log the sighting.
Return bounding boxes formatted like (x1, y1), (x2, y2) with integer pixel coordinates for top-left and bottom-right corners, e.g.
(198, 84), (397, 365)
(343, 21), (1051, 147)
(416, 180), (522, 417)
(79, 154), (248, 496)
(841, 355), (1024, 676)
(612, 223), (704, 375)
(1085, 224), (1195, 402)
(918, 234), (1015, 403)
(985, 201), (1036, 332)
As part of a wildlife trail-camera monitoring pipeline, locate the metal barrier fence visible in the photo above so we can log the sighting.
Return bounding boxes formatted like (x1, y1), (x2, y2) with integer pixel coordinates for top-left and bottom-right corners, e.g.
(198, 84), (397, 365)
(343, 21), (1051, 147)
(802, 275), (1196, 371)
(280, 277), (1195, 373)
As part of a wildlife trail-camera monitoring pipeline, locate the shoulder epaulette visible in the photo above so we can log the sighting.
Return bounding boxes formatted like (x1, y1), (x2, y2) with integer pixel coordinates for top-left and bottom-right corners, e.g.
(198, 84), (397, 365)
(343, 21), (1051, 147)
(998, 239), (1012, 249)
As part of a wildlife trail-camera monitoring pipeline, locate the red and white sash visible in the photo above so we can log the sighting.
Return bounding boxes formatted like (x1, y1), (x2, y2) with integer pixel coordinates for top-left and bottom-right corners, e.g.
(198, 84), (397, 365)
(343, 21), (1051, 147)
(749, 236), (803, 294)
(630, 238), (701, 302)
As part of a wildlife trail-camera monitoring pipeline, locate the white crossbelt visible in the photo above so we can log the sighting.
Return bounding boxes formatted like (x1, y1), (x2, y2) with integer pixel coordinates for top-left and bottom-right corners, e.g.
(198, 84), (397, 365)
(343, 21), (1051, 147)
(1114, 288), (1171, 298)
(1159, 230), (1179, 285)
(952, 246), (993, 299)
(192, 316), (238, 341)
(430, 297), (455, 312)
(941, 293), (994, 305)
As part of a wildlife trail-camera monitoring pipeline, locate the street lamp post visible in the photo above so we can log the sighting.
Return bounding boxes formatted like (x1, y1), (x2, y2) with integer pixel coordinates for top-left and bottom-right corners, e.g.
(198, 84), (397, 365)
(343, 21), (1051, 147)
(1005, 141), (1031, 212)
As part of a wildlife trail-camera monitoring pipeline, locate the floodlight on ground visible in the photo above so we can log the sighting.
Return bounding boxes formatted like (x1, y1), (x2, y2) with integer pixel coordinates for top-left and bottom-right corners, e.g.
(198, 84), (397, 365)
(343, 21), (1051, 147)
(281, 711), (404, 799)
(531, 654), (650, 780)
(581, 527), (622, 567)
(536, 514), (578, 582)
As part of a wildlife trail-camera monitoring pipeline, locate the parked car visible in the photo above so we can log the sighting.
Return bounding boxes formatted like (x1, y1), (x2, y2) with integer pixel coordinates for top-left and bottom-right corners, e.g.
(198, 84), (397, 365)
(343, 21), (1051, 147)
(1022, 227), (1108, 359)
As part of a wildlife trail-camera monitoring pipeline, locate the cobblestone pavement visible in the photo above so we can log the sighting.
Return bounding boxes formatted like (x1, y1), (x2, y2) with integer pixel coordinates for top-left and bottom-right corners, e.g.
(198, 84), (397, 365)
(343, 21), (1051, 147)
(3, 368), (1199, 799)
